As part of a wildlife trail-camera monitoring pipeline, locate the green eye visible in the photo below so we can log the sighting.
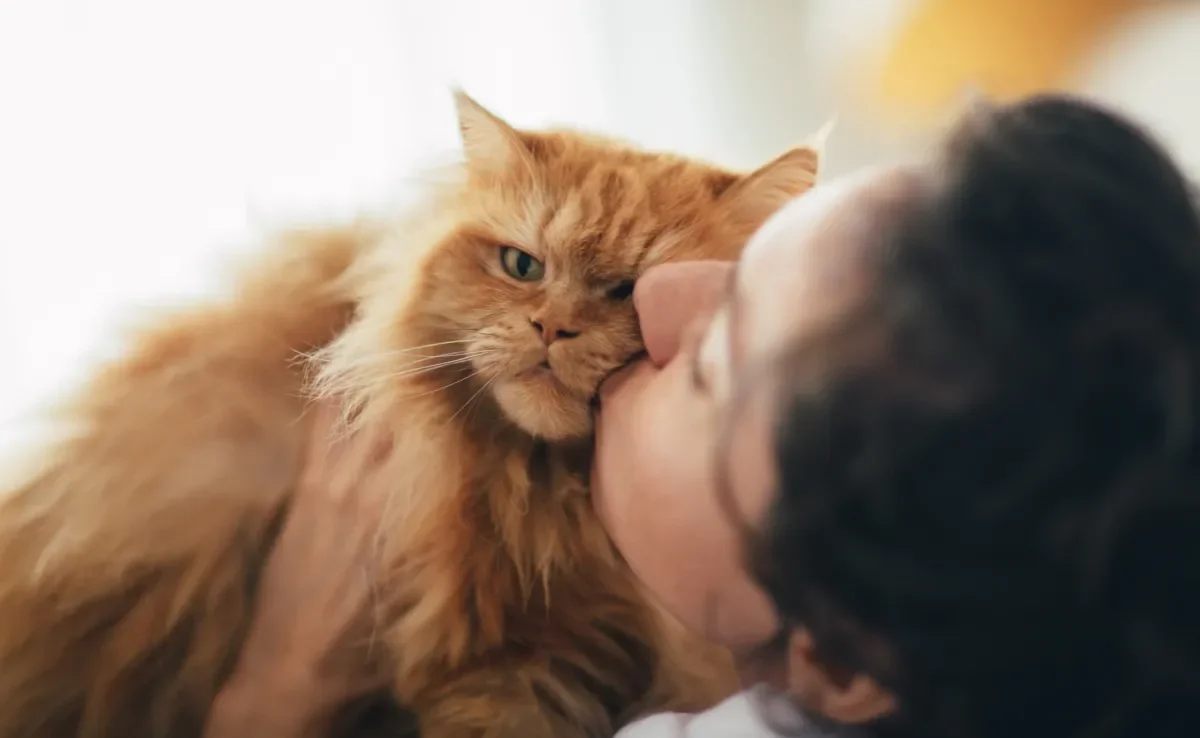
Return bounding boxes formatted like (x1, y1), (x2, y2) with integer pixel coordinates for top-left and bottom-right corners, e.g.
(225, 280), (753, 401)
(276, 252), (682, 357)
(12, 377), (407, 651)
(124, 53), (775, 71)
(500, 246), (544, 282)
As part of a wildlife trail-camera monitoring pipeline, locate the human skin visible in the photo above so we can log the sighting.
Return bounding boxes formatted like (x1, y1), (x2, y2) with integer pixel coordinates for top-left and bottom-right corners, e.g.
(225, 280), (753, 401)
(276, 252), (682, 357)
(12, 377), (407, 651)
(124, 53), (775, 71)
(207, 167), (914, 734)
(591, 168), (914, 721)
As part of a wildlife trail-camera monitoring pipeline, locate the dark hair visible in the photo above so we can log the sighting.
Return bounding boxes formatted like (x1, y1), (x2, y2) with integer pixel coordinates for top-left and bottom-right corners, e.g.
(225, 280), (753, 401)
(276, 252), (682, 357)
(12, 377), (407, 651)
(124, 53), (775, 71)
(752, 95), (1200, 738)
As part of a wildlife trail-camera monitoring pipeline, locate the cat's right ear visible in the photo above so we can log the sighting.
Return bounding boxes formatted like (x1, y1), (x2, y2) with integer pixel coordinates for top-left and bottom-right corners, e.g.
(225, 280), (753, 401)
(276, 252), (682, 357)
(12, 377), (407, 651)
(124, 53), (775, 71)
(718, 118), (835, 229)
(453, 89), (531, 177)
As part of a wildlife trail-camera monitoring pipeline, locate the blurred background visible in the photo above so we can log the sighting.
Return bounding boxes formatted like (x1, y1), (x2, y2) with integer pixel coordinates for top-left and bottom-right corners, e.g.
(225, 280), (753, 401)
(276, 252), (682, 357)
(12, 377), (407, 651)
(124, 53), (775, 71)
(1, 0), (1198, 440)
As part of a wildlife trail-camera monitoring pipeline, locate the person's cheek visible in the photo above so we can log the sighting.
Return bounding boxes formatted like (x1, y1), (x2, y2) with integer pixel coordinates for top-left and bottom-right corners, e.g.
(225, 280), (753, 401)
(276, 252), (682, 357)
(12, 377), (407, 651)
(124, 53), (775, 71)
(618, 357), (731, 633)
(592, 360), (661, 539)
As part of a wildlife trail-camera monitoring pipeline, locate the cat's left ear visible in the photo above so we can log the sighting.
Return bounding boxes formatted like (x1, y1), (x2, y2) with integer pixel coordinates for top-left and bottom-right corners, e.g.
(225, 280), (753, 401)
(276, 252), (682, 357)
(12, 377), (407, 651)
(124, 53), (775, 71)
(453, 89), (530, 176)
(720, 119), (834, 227)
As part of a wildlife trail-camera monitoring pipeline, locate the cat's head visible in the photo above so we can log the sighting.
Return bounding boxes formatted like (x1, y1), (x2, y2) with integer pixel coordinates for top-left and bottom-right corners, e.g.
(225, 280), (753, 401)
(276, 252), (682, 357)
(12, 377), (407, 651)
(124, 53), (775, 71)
(358, 92), (821, 441)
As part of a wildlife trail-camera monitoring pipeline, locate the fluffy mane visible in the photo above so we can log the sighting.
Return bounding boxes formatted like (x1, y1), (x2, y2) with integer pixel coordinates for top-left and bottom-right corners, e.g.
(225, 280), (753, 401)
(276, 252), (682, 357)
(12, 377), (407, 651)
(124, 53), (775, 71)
(0, 91), (822, 738)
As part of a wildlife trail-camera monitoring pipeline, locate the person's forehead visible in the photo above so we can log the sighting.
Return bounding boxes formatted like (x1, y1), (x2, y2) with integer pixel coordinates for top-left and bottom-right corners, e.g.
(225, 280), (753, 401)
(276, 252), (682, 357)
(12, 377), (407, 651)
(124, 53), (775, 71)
(735, 167), (898, 360)
(741, 167), (887, 275)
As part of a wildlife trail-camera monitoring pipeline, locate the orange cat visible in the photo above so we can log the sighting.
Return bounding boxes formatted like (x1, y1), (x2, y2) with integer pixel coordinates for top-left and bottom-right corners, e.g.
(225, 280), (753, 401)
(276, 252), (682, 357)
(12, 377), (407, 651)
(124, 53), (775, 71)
(0, 92), (821, 738)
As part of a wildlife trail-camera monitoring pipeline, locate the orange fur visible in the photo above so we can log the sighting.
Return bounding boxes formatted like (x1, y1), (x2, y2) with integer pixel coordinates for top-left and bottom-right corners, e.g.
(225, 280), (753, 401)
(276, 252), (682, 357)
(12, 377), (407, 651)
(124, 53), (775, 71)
(0, 91), (820, 738)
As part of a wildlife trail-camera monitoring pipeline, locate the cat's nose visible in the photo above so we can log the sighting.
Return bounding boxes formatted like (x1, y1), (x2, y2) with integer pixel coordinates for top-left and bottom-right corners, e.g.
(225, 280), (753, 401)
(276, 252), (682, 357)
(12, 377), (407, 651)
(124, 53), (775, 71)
(530, 318), (580, 345)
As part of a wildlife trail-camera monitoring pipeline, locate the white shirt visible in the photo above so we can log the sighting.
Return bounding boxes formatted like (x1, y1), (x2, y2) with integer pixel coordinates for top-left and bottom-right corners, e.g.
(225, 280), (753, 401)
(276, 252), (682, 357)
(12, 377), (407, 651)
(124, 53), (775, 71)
(615, 689), (829, 738)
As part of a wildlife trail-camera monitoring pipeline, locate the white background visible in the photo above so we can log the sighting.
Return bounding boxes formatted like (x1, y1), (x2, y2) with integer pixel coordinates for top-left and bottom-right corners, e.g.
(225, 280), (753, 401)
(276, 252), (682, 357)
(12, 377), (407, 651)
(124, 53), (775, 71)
(2, 0), (1199, 444)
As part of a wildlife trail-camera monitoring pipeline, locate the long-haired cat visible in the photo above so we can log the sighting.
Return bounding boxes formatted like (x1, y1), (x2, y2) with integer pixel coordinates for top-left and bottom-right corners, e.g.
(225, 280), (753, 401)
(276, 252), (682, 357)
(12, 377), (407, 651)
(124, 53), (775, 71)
(0, 91), (821, 738)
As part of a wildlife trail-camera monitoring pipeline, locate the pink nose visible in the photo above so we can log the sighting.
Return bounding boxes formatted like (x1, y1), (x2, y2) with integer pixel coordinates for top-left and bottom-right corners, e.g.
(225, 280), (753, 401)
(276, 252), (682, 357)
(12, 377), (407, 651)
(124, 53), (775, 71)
(530, 318), (580, 345)
(635, 261), (734, 365)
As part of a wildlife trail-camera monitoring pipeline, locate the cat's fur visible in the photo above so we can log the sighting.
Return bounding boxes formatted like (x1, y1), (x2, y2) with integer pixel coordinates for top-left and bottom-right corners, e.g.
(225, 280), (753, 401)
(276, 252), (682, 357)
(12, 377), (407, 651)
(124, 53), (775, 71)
(0, 92), (820, 738)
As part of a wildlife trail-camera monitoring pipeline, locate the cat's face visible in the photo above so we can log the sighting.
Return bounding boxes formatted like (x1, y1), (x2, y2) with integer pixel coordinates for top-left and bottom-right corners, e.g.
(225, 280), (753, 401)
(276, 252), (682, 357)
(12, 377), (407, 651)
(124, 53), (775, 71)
(403, 92), (821, 441)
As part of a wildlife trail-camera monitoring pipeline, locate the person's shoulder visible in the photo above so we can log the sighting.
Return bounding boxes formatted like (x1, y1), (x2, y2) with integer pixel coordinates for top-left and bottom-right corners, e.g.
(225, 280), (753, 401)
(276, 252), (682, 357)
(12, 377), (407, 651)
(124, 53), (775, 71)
(615, 690), (781, 738)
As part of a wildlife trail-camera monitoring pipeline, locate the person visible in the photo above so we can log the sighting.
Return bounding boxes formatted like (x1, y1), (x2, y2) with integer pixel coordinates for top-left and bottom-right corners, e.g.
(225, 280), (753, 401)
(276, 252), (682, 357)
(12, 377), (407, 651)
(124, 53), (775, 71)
(206, 93), (1200, 738)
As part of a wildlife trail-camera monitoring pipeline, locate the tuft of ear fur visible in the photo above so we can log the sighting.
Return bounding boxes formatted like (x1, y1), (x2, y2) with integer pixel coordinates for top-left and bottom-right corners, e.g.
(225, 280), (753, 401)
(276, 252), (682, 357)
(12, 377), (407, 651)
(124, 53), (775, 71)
(453, 89), (530, 176)
(805, 116), (837, 158)
(720, 124), (831, 229)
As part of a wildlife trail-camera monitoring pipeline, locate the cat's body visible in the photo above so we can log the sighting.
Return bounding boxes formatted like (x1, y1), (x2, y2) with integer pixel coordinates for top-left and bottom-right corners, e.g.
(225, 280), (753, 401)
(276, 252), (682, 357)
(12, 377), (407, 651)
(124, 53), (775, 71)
(0, 93), (819, 738)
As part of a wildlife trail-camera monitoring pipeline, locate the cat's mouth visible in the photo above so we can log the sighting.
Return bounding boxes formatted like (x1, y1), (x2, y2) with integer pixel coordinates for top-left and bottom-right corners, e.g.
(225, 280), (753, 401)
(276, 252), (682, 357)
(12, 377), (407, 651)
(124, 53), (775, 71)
(513, 350), (647, 404)
(516, 360), (555, 381)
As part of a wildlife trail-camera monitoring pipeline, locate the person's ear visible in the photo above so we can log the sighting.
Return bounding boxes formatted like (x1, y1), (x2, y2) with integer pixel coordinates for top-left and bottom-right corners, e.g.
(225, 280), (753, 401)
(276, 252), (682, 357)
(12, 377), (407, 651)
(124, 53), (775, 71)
(786, 630), (896, 725)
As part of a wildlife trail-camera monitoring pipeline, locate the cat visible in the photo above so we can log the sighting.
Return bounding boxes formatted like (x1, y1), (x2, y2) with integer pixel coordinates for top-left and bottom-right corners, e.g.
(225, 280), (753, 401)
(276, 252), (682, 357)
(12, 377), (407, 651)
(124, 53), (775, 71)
(0, 91), (822, 738)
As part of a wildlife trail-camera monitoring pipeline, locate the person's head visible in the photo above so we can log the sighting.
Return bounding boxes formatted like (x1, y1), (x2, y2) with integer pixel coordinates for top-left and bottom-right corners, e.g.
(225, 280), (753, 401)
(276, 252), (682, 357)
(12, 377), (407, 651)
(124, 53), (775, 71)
(592, 94), (1200, 738)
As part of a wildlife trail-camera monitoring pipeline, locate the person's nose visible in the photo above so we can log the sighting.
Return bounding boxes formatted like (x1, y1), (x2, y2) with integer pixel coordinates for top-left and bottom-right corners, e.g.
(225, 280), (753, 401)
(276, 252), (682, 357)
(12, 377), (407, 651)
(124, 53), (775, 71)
(635, 261), (735, 365)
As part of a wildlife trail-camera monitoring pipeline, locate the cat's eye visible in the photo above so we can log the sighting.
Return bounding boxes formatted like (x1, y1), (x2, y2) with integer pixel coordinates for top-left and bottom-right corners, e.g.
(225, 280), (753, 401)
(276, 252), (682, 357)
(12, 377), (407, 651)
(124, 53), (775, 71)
(607, 280), (635, 301)
(500, 246), (544, 282)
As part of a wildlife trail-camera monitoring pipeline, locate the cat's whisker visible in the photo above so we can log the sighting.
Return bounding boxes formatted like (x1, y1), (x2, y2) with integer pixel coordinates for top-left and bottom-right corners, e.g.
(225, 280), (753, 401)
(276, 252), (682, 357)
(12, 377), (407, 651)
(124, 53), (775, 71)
(322, 340), (476, 368)
(371, 339), (478, 357)
(387, 358), (475, 380)
(328, 348), (492, 377)
(397, 369), (483, 400)
(448, 374), (498, 425)
(372, 376), (492, 539)
(310, 351), (497, 403)
(288, 348), (318, 368)
(385, 352), (497, 382)
(464, 377), (498, 424)
(357, 346), (492, 372)
(380, 351), (490, 374)
(464, 378), (495, 427)
(414, 349), (495, 364)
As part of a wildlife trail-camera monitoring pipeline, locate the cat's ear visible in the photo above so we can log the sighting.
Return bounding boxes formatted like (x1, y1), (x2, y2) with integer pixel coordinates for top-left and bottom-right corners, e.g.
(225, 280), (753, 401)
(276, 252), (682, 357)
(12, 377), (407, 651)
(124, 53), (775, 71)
(453, 89), (529, 176)
(720, 119), (834, 227)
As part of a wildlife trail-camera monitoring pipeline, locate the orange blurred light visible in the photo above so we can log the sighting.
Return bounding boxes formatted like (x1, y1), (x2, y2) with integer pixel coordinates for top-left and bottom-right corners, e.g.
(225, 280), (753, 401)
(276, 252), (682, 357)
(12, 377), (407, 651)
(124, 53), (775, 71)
(871, 0), (1142, 120)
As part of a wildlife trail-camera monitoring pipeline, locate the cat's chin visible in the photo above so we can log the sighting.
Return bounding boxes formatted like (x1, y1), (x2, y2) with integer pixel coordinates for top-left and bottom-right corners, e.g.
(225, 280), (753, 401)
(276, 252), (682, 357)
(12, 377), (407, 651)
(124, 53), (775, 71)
(491, 378), (593, 441)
